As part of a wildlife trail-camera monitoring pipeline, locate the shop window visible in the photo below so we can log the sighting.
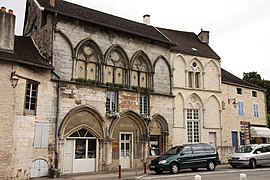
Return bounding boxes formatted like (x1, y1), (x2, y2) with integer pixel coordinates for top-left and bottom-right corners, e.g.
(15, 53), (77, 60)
(149, 136), (160, 156)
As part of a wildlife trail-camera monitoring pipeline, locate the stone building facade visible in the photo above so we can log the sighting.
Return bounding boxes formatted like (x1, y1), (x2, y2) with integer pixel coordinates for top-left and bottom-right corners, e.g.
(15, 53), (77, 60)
(0, 0), (268, 179)
(220, 69), (268, 162)
(0, 7), (54, 179)
(23, 0), (174, 176)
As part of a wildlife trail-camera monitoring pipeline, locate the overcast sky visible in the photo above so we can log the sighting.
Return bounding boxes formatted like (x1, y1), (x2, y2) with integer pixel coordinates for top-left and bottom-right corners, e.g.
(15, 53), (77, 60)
(2, 0), (270, 80)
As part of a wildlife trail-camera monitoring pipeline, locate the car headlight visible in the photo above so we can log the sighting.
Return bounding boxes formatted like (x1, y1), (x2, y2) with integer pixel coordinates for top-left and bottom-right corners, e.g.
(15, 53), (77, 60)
(158, 160), (167, 164)
(239, 156), (249, 160)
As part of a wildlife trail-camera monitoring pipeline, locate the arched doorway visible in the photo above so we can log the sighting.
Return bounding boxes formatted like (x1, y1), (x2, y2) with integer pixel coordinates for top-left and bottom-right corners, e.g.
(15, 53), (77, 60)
(59, 105), (105, 174)
(64, 129), (98, 173)
(30, 159), (48, 178)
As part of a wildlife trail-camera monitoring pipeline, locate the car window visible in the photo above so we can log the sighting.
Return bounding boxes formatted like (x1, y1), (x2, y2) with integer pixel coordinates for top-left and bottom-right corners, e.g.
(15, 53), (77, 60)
(165, 146), (183, 155)
(235, 145), (254, 153)
(192, 144), (204, 154)
(264, 145), (270, 152)
(181, 146), (192, 155)
(203, 144), (215, 153)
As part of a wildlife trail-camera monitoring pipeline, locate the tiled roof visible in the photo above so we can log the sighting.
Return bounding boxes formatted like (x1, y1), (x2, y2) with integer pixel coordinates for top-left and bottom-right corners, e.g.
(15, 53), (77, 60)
(221, 68), (265, 91)
(0, 36), (53, 69)
(157, 27), (220, 60)
(36, 0), (174, 46)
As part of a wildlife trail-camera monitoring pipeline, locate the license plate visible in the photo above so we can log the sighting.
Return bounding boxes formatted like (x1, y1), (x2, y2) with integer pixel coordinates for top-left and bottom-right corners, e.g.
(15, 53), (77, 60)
(150, 165), (155, 168)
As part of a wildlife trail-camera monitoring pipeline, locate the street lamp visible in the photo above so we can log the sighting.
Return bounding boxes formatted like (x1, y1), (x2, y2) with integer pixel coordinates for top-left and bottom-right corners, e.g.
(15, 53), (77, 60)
(10, 71), (19, 88)
(228, 98), (237, 108)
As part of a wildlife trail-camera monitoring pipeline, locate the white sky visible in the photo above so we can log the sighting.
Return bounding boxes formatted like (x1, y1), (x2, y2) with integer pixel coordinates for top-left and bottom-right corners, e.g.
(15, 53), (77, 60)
(2, 0), (270, 80)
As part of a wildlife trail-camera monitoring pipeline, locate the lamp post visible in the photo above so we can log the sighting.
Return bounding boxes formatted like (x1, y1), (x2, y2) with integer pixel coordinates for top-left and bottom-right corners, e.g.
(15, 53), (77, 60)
(10, 71), (19, 88)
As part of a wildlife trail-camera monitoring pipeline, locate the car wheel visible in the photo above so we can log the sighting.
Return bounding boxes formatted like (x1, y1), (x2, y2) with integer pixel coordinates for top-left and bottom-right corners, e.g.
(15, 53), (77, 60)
(191, 168), (198, 172)
(155, 170), (163, 174)
(249, 159), (256, 169)
(170, 163), (179, 174)
(231, 165), (237, 168)
(207, 160), (216, 171)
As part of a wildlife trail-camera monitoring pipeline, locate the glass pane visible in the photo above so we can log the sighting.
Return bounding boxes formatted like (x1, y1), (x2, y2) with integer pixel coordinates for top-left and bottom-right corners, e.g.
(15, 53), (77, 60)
(75, 139), (86, 159)
(79, 129), (87, 137)
(88, 139), (96, 158)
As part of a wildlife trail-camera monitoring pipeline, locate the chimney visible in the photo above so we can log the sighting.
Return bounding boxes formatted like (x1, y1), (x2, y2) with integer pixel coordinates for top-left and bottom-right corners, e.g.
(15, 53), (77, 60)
(143, 14), (150, 25)
(50, 0), (56, 7)
(0, 7), (15, 51)
(198, 29), (209, 44)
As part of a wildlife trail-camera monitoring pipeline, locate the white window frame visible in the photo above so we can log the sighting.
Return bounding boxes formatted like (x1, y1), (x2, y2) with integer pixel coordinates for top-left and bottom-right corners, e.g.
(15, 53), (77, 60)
(187, 109), (200, 143)
(238, 101), (244, 116)
(25, 81), (38, 115)
(140, 94), (148, 114)
(253, 104), (259, 118)
(106, 91), (117, 112)
(34, 122), (49, 148)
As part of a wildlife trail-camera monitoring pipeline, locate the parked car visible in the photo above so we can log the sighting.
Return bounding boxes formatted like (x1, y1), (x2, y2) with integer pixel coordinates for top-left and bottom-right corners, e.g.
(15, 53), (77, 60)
(149, 143), (220, 174)
(228, 144), (270, 168)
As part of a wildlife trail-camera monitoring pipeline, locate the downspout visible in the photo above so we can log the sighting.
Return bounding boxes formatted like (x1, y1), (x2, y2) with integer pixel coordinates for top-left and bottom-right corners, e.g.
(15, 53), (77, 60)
(52, 11), (60, 171)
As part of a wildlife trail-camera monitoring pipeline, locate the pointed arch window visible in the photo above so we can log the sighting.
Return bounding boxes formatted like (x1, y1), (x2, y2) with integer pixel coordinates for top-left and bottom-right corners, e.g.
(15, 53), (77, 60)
(105, 51), (127, 85)
(131, 58), (149, 88)
(188, 62), (201, 88)
(76, 43), (99, 81)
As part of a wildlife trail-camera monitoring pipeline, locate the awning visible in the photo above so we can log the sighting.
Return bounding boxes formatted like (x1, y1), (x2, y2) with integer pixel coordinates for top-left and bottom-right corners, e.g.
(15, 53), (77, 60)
(250, 126), (270, 138)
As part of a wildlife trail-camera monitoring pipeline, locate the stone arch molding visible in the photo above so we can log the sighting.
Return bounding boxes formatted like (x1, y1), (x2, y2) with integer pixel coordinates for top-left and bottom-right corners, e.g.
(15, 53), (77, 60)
(149, 114), (169, 135)
(108, 110), (148, 139)
(188, 58), (204, 72)
(187, 93), (203, 109)
(59, 105), (105, 139)
(74, 38), (103, 61)
(206, 95), (222, 111)
(104, 44), (130, 67)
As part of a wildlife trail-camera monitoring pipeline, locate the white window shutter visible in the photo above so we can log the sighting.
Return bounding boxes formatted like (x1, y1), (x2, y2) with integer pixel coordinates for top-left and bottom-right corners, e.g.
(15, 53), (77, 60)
(34, 123), (42, 148)
(41, 123), (49, 148)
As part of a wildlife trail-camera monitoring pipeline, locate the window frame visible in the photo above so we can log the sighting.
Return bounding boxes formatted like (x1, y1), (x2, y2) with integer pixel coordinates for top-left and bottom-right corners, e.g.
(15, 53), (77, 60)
(106, 91), (118, 112)
(238, 101), (244, 116)
(25, 81), (39, 115)
(187, 109), (200, 143)
(253, 103), (259, 118)
(140, 94), (149, 114)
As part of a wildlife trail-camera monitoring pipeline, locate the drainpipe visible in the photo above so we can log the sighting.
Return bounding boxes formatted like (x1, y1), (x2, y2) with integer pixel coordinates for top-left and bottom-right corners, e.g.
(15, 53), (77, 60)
(51, 11), (60, 171)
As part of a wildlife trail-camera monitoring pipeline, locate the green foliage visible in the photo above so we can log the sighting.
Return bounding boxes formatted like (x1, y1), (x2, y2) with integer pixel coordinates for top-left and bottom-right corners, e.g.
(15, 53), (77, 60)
(243, 71), (270, 114)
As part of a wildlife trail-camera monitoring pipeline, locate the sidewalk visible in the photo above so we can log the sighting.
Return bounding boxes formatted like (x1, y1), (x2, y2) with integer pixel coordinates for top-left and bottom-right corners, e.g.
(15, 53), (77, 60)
(39, 164), (230, 180)
(40, 168), (147, 180)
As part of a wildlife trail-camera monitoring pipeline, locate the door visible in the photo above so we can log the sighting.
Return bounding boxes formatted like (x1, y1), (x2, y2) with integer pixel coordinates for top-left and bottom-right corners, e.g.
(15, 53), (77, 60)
(120, 134), (131, 168)
(30, 159), (48, 178)
(208, 132), (216, 149)
(64, 140), (74, 173)
(232, 131), (239, 151)
(73, 139), (96, 173)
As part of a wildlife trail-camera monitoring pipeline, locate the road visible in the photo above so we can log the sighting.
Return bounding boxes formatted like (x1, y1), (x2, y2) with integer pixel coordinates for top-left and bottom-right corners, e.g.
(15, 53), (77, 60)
(139, 165), (270, 180)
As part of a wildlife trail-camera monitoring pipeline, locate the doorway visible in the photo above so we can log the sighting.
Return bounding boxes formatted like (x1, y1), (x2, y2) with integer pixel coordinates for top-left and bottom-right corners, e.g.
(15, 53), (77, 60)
(120, 133), (132, 168)
(63, 129), (97, 173)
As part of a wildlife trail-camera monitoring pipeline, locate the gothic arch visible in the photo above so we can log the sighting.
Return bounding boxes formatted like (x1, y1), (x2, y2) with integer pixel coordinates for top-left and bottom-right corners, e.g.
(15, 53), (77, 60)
(74, 38), (103, 61)
(188, 58), (204, 72)
(206, 95), (222, 110)
(104, 45), (129, 67)
(130, 50), (153, 72)
(59, 105), (105, 139)
(149, 114), (169, 134)
(108, 110), (148, 139)
(186, 93), (204, 109)
(55, 29), (75, 57)
(153, 55), (172, 94)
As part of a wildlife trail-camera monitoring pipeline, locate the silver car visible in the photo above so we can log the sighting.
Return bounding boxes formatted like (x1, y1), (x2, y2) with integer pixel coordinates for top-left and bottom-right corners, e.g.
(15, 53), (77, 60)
(228, 144), (270, 168)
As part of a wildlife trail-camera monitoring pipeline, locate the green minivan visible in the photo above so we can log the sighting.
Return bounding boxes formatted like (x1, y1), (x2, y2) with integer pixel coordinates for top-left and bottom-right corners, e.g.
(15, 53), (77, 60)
(149, 143), (220, 174)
